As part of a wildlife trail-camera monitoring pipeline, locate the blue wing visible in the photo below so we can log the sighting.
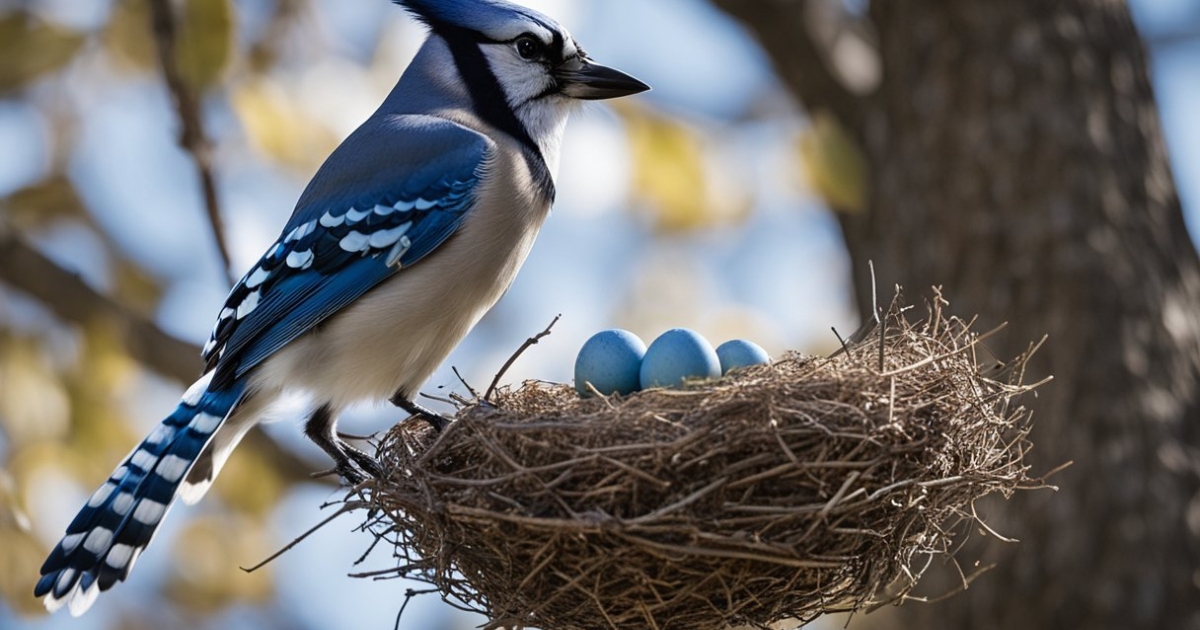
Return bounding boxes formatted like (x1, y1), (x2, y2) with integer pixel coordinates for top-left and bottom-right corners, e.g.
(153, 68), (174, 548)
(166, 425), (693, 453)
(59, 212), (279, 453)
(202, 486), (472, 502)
(202, 115), (492, 379)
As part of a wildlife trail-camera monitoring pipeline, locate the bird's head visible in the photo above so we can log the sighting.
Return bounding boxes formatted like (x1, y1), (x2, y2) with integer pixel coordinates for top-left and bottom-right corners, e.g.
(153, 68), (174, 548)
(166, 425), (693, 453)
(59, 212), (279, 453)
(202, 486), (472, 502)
(393, 0), (648, 171)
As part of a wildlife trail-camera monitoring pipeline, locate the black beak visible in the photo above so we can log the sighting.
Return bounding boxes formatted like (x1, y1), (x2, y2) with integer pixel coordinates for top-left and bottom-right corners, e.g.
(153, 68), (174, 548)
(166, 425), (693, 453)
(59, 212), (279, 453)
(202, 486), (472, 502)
(556, 59), (650, 101)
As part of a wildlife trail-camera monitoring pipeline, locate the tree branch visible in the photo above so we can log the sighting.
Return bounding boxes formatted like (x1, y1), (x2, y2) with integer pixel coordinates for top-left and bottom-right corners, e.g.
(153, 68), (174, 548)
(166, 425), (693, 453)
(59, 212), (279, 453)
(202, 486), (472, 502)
(147, 0), (237, 286)
(711, 0), (866, 133)
(0, 220), (201, 382)
(0, 221), (325, 485)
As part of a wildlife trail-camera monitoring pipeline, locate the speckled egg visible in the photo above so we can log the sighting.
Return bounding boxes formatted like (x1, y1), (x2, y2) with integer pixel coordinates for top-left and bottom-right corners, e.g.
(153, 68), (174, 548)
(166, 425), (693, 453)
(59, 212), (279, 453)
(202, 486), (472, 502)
(716, 339), (771, 374)
(575, 329), (647, 396)
(639, 328), (721, 390)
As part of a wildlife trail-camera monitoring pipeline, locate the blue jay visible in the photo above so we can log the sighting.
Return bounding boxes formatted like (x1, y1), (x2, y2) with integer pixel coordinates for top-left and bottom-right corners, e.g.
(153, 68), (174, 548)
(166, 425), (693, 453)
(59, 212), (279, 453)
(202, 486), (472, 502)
(36, 0), (647, 616)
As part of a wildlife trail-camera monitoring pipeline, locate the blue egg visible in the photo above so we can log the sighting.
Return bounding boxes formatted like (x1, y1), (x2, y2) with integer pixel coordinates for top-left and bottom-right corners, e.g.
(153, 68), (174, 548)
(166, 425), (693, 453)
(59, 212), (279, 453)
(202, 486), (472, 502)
(716, 339), (771, 374)
(639, 329), (721, 390)
(575, 329), (647, 396)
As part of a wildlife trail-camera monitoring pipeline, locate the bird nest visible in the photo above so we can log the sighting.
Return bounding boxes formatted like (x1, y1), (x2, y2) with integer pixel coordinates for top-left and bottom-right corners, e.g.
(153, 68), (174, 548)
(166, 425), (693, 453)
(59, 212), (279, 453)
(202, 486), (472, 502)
(354, 295), (1045, 630)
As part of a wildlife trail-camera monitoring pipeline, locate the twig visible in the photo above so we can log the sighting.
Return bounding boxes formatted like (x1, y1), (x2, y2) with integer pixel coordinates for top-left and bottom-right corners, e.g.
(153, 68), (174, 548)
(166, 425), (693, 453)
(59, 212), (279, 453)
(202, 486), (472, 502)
(452, 366), (480, 400)
(393, 588), (441, 630)
(484, 314), (561, 402)
(241, 501), (361, 573)
(147, 0), (237, 286)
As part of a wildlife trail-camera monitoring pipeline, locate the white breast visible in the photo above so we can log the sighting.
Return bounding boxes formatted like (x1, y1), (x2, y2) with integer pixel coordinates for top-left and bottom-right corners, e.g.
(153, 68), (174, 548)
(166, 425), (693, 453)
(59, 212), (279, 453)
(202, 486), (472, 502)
(251, 133), (552, 411)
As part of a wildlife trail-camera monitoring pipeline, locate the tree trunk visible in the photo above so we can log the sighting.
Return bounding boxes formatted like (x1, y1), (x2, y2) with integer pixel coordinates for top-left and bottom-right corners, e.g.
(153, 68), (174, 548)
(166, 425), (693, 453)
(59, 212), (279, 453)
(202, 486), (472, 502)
(713, 0), (1200, 628)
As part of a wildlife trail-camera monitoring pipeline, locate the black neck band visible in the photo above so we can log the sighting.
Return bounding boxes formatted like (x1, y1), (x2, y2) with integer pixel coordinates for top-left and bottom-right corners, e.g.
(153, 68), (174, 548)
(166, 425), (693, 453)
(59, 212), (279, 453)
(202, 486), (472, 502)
(440, 27), (556, 202)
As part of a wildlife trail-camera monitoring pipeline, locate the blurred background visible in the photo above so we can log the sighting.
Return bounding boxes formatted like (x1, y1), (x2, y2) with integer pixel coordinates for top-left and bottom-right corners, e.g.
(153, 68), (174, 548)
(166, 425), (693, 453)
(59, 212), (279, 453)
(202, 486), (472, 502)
(0, 1), (1197, 629)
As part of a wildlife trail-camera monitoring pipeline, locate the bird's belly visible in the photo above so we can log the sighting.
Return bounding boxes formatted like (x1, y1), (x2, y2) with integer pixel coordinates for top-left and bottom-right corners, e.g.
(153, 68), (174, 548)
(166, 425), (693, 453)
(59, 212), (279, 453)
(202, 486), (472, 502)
(255, 200), (547, 410)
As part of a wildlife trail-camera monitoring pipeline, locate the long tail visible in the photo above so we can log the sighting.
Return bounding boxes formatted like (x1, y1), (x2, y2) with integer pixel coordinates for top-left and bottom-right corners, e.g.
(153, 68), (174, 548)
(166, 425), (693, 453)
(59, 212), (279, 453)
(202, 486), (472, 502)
(35, 372), (246, 616)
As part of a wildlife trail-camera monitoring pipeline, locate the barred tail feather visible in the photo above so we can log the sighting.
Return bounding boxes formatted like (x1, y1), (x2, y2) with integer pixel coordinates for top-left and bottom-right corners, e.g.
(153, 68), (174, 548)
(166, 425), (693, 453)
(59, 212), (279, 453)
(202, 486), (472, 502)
(35, 373), (246, 616)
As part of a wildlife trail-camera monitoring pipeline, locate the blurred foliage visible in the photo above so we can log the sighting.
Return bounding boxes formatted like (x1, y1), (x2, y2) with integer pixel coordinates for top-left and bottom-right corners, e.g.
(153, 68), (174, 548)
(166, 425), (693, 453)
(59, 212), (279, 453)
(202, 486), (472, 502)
(4, 176), (90, 230)
(0, 11), (84, 94)
(106, 0), (234, 90)
(233, 76), (341, 170)
(798, 111), (868, 213)
(165, 514), (275, 612)
(0, 470), (46, 616)
(620, 103), (753, 233)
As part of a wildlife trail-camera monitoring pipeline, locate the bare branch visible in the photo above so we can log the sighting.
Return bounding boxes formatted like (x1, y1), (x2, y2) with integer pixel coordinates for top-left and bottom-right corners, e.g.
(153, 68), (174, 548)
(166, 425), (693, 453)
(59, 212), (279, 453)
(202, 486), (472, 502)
(147, 0), (237, 286)
(0, 220), (201, 382)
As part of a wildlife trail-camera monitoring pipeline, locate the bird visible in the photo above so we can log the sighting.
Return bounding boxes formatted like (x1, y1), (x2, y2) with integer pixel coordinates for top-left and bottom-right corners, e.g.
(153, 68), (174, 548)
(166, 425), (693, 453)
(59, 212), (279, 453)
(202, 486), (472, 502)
(35, 0), (648, 616)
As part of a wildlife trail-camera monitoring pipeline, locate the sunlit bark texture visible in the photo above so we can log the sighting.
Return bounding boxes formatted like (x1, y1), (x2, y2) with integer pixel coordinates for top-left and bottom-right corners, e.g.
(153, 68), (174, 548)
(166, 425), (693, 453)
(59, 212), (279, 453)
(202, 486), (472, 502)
(713, 0), (1200, 628)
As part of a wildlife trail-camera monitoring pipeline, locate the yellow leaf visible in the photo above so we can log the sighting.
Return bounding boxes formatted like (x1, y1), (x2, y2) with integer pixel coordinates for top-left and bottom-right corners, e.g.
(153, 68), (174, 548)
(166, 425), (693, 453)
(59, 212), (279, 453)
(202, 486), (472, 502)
(176, 0), (234, 90)
(112, 257), (166, 316)
(213, 446), (286, 518)
(232, 77), (340, 170)
(166, 515), (274, 612)
(3, 175), (89, 231)
(0, 472), (46, 617)
(106, 0), (234, 90)
(798, 111), (868, 213)
(104, 0), (156, 74)
(0, 11), (85, 93)
(0, 338), (71, 446)
(620, 104), (750, 234)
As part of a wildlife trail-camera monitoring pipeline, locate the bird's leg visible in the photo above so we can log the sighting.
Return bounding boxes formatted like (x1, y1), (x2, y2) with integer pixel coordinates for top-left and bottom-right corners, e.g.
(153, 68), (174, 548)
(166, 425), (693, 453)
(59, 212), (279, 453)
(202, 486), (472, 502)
(389, 392), (451, 432)
(304, 404), (381, 484)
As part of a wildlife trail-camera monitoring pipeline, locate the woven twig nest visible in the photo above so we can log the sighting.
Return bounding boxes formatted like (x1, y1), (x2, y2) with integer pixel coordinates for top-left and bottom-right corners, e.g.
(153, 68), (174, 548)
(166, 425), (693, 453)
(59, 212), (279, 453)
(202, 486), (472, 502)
(357, 297), (1042, 630)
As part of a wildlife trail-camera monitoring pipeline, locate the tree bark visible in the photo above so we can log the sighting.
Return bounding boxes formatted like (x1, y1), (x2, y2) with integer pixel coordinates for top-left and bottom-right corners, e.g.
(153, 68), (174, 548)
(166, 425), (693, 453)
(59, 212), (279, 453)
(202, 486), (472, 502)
(714, 0), (1200, 628)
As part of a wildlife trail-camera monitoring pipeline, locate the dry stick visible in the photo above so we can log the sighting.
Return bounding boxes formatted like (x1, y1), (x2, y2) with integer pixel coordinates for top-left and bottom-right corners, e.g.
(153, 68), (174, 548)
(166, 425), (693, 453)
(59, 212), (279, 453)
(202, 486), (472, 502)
(452, 366), (481, 400)
(394, 588), (441, 630)
(147, 0), (237, 286)
(240, 502), (363, 573)
(484, 314), (561, 402)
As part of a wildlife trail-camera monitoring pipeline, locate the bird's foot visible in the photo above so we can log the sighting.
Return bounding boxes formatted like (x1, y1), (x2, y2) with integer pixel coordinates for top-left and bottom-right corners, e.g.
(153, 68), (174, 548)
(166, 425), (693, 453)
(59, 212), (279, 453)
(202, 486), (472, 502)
(389, 393), (451, 432)
(310, 443), (382, 486)
(342, 442), (384, 479)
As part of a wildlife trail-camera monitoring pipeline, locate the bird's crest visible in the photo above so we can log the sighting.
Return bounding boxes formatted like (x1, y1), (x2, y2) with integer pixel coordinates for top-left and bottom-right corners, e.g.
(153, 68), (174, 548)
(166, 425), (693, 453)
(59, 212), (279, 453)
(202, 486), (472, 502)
(392, 0), (560, 40)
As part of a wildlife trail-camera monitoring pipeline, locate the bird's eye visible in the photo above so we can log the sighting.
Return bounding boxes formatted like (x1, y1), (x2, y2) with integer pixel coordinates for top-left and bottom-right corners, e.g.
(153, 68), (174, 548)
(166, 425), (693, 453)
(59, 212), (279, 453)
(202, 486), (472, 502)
(515, 35), (543, 60)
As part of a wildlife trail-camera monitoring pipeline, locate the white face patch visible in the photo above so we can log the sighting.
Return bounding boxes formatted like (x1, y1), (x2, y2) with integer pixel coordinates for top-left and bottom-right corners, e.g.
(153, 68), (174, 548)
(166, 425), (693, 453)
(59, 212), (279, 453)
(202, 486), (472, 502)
(479, 38), (577, 175)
